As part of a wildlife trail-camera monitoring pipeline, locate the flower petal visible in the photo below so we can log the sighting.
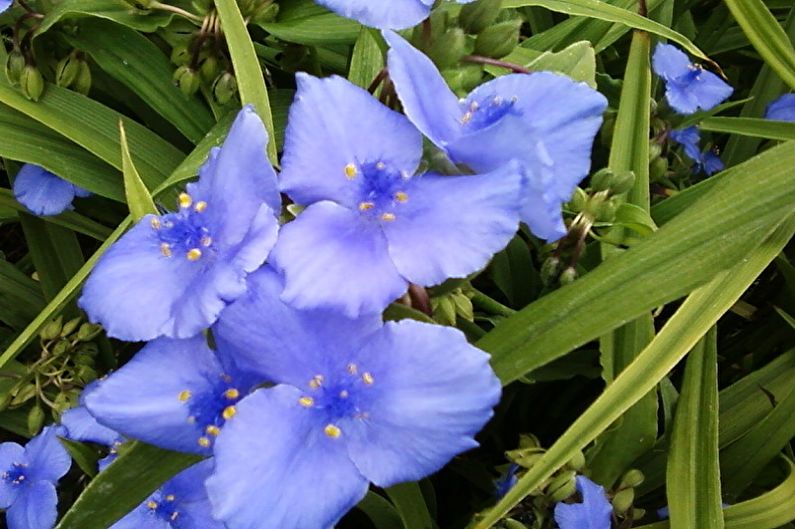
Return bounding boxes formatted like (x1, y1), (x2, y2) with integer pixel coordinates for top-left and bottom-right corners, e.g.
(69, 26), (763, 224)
(13, 164), (76, 217)
(344, 320), (501, 487)
(271, 201), (408, 317)
(766, 94), (795, 121)
(669, 126), (702, 162)
(382, 164), (521, 285)
(0, 442), (25, 508)
(214, 266), (381, 387)
(280, 73), (422, 207)
(383, 30), (462, 147)
(84, 335), (232, 455)
(61, 406), (121, 446)
(109, 502), (169, 529)
(553, 476), (612, 529)
(25, 426), (71, 483)
(161, 460), (226, 529)
(652, 43), (692, 81)
(6, 481), (58, 529)
(519, 165), (567, 241)
(206, 385), (369, 529)
(316, 0), (429, 29)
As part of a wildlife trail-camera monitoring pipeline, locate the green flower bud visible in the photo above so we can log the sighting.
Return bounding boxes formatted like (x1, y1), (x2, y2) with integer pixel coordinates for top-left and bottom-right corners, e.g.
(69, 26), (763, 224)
(547, 470), (577, 502)
(518, 434), (541, 448)
(213, 71), (238, 105)
(0, 391), (12, 412)
(459, 0), (502, 34)
(648, 141), (663, 161)
(52, 391), (76, 414)
(6, 50), (26, 85)
(619, 469), (645, 489)
(73, 61), (92, 95)
(590, 168), (613, 192)
(76, 365), (98, 385)
(432, 296), (457, 326)
(200, 55), (220, 82)
(452, 290), (474, 322)
(441, 64), (484, 96)
(27, 404), (45, 436)
(41, 316), (63, 341)
(61, 317), (82, 337)
(474, 19), (522, 59)
(540, 256), (562, 286)
(171, 44), (191, 66)
(595, 196), (620, 222)
(52, 340), (70, 356)
(20, 65), (45, 101)
(55, 53), (81, 88)
(11, 384), (37, 406)
(559, 267), (577, 285)
(74, 352), (96, 367)
(501, 519), (529, 529)
(173, 65), (201, 97)
(253, 1), (280, 24)
(427, 28), (467, 70)
(610, 170), (636, 195)
(649, 156), (668, 183)
(566, 449), (586, 472)
(611, 487), (635, 514)
(77, 322), (102, 342)
(568, 187), (588, 213)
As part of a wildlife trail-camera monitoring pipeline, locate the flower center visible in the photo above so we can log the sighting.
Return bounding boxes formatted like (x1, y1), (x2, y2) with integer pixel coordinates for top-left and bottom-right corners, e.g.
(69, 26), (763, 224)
(2, 462), (28, 486)
(177, 374), (243, 450)
(151, 192), (214, 262)
(146, 491), (181, 523)
(343, 161), (411, 223)
(460, 93), (518, 130)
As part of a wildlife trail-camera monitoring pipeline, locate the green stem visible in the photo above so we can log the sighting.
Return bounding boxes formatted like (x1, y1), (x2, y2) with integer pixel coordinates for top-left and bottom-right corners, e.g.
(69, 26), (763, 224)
(471, 290), (516, 317)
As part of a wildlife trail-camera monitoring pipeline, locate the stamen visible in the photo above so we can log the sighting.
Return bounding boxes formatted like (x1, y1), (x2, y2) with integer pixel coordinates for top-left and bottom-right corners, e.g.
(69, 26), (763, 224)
(362, 372), (375, 385)
(165, 495), (176, 502)
(160, 243), (172, 257)
(345, 163), (357, 179)
(298, 396), (314, 408)
(171, 512), (180, 521)
(150, 217), (161, 230)
(178, 390), (192, 402)
(358, 201), (375, 211)
(198, 436), (211, 448)
(461, 111), (473, 124)
(222, 406), (237, 420)
(206, 425), (221, 437)
(324, 424), (342, 438)
(147, 501), (158, 510)
(194, 201), (207, 213)
(186, 248), (202, 261)
(309, 375), (324, 389)
(376, 161), (386, 170)
(339, 390), (349, 399)
(224, 388), (240, 400)
(347, 363), (358, 375)
(381, 213), (396, 222)
(395, 191), (409, 203)
(178, 193), (193, 209)
(187, 416), (196, 424)
(201, 236), (213, 247)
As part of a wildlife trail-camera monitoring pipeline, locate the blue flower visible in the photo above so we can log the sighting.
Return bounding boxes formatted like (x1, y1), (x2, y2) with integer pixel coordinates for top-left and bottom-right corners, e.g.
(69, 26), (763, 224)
(62, 383), (125, 471)
(765, 94), (795, 121)
(668, 126), (724, 176)
(1, 1), (13, 13)
(700, 150), (724, 176)
(0, 426), (72, 529)
(384, 31), (607, 241)
(205, 266), (501, 529)
(652, 43), (733, 115)
(494, 464), (519, 499)
(315, 0), (473, 30)
(84, 334), (258, 456)
(13, 164), (91, 217)
(553, 476), (612, 529)
(274, 72), (522, 316)
(110, 459), (223, 529)
(79, 106), (281, 341)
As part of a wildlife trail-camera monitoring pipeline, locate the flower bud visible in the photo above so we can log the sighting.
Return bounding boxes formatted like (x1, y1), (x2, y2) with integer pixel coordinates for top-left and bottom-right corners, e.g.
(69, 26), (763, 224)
(5, 50), (26, 85)
(41, 316), (63, 341)
(540, 256), (561, 286)
(568, 187), (588, 212)
(595, 196), (620, 222)
(459, 0), (502, 34)
(253, 1), (279, 24)
(213, 71), (238, 105)
(474, 19), (522, 59)
(432, 296), (457, 326)
(619, 469), (645, 489)
(73, 61), (92, 95)
(200, 55), (220, 82)
(648, 141), (663, 161)
(11, 385), (37, 406)
(52, 340), (70, 356)
(20, 65), (45, 101)
(173, 65), (201, 97)
(610, 170), (636, 195)
(171, 44), (191, 66)
(566, 449), (586, 472)
(441, 64), (483, 95)
(547, 470), (577, 502)
(649, 156), (668, 183)
(590, 168), (613, 192)
(74, 352), (96, 367)
(612, 487), (635, 514)
(77, 365), (98, 385)
(61, 317), (82, 337)
(77, 322), (103, 342)
(55, 53), (81, 88)
(559, 267), (577, 285)
(501, 519), (529, 529)
(427, 28), (467, 70)
(27, 405), (45, 436)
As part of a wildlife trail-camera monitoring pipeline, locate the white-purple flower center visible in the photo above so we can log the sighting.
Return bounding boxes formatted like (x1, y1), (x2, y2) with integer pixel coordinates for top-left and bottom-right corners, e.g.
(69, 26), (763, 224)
(460, 93), (518, 130)
(151, 192), (214, 262)
(343, 161), (411, 223)
(176, 374), (243, 450)
(2, 462), (28, 486)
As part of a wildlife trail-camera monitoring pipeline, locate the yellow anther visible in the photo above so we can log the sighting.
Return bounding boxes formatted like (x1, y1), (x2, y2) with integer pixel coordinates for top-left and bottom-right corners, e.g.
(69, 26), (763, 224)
(178, 193), (193, 209)
(224, 388), (240, 400)
(298, 396), (314, 408)
(324, 424), (342, 438)
(345, 164), (357, 180)
(362, 372), (374, 385)
(198, 436), (211, 448)
(178, 390), (192, 402)
(381, 213), (396, 222)
(222, 406), (237, 420)
(165, 495), (176, 502)
(160, 243), (172, 257)
(461, 112), (473, 124)
(358, 201), (375, 211)
(309, 374), (324, 389)
(206, 425), (221, 437)
(347, 363), (358, 375)
(395, 191), (409, 203)
(147, 501), (158, 510)
(150, 217), (161, 230)
(194, 201), (208, 213)
(186, 248), (202, 261)
(339, 390), (349, 399)
(201, 236), (213, 247)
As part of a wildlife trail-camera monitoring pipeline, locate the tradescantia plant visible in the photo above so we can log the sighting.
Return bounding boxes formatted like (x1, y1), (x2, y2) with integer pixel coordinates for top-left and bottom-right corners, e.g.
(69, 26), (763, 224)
(1, 0), (795, 529)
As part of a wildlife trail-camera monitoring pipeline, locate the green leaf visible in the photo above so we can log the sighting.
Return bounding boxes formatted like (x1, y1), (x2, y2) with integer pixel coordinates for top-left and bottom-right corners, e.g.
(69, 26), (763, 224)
(0, 189), (112, 240)
(349, 28), (384, 89)
(54, 442), (201, 529)
(613, 202), (658, 236)
(724, 0), (795, 90)
(489, 41), (597, 87)
(119, 121), (157, 220)
(474, 214), (795, 528)
(700, 117), (795, 141)
(258, 0), (360, 45)
(36, 0), (175, 34)
(666, 327), (724, 529)
(0, 259), (45, 329)
(357, 492), (404, 529)
(385, 482), (434, 529)
(59, 437), (100, 478)
(214, 0), (278, 165)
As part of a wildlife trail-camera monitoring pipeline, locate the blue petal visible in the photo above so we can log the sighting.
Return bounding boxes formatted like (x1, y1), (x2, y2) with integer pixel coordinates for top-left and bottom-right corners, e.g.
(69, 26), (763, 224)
(84, 335), (242, 455)
(315, 0), (429, 29)
(343, 320), (501, 487)
(161, 460), (225, 529)
(6, 481), (58, 529)
(61, 406), (121, 446)
(553, 476), (612, 529)
(519, 164), (567, 241)
(13, 164), (76, 217)
(381, 164), (521, 285)
(765, 94), (795, 121)
(669, 126), (702, 162)
(24, 426), (71, 483)
(72, 185), (92, 199)
(383, 30), (463, 148)
(686, 70), (733, 112)
(271, 201), (408, 317)
(280, 73), (422, 208)
(214, 266), (381, 387)
(652, 43), (692, 81)
(206, 386), (370, 529)
(701, 151), (724, 176)
(0, 0), (13, 13)
(109, 502), (169, 529)
(0, 442), (25, 508)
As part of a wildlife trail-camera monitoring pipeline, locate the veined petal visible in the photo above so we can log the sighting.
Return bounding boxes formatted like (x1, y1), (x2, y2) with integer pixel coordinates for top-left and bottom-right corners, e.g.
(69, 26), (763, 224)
(5, 481), (58, 529)
(25, 426), (71, 483)
(382, 164), (521, 285)
(206, 386), (369, 529)
(344, 320), (501, 487)
(271, 201), (408, 317)
(161, 460), (225, 529)
(280, 73), (422, 207)
(316, 0), (429, 30)
(61, 406), (121, 447)
(519, 165), (567, 242)
(669, 126), (702, 162)
(652, 43), (692, 81)
(84, 335), (241, 455)
(13, 164), (76, 217)
(383, 30), (462, 147)
(214, 266), (381, 387)
(109, 502), (170, 529)
(0, 443), (26, 508)
(766, 94), (795, 121)
(553, 476), (612, 529)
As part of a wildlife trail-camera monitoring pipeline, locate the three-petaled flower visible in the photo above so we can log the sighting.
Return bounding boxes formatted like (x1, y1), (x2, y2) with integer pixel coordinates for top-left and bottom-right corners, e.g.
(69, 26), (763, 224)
(13, 164), (91, 217)
(669, 126), (724, 176)
(553, 475), (612, 529)
(314, 0), (473, 30)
